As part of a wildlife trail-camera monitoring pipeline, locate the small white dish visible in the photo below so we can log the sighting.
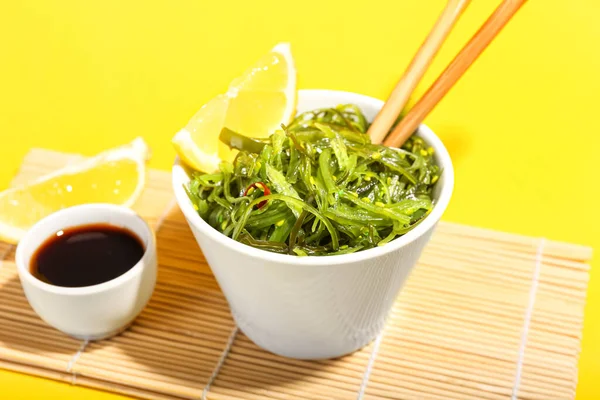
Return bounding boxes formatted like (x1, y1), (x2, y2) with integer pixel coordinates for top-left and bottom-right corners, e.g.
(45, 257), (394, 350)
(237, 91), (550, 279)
(15, 204), (157, 341)
(173, 89), (454, 359)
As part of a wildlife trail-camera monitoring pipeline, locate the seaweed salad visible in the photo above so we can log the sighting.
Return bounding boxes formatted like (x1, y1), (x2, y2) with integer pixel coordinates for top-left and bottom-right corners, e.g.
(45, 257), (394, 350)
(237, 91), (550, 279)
(185, 105), (441, 256)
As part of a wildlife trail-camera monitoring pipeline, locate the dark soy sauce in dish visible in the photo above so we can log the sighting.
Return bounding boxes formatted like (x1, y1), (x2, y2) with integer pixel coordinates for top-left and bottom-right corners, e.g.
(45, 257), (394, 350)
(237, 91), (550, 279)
(31, 224), (145, 288)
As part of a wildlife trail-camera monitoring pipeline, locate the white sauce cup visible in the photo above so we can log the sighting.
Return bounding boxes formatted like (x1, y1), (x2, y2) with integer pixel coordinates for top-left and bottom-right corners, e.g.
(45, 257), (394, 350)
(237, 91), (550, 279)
(15, 204), (157, 340)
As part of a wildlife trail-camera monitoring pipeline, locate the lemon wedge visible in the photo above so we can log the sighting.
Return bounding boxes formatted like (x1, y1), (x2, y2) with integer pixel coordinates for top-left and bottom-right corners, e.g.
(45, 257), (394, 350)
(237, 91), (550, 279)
(0, 138), (148, 244)
(172, 42), (297, 173)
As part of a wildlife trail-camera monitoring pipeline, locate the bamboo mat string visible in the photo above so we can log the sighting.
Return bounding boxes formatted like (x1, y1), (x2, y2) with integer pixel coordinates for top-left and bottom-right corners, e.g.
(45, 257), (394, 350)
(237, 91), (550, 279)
(201, 326), (239, 400)
(356, 330), (385, 400)
(511, 238), (545, 400)
(156, 198), (177, 230)
(66, 339), (89, 385)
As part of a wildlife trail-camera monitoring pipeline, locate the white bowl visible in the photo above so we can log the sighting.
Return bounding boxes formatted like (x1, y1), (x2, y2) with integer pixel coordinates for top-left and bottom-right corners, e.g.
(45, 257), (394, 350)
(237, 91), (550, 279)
(16, 204), (157, 340)
(172, 89), (454, 359)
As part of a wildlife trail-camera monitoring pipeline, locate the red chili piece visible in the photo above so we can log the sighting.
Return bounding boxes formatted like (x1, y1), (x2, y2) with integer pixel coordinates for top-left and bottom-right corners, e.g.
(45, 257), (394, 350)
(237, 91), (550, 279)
(244, 182), (271, 209)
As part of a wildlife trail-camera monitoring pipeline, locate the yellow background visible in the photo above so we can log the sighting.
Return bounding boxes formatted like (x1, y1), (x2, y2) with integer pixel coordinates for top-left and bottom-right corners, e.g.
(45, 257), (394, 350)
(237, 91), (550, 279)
(0, 0), (598, 398)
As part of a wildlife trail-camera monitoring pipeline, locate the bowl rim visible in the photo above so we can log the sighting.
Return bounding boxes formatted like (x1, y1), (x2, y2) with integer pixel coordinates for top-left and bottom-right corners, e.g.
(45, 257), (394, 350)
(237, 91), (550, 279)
(172, 89), (454, 266)
(15, 203), (156, 295)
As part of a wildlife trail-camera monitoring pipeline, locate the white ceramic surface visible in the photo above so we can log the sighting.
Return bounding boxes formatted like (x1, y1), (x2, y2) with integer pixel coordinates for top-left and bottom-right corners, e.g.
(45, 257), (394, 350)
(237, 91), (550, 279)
(15, 204), (157, 340)
(172, 90), (454, 359)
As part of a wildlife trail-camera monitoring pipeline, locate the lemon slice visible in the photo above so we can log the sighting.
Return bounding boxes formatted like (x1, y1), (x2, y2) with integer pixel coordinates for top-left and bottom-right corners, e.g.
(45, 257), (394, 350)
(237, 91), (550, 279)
(172, 42), (297, 173)
(0, 138), (148, 243)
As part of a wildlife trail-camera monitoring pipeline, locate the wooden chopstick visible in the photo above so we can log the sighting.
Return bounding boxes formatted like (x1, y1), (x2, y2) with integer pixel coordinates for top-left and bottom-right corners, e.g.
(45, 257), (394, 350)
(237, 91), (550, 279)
(383, 0), (528, 148)
(368, 0), (471, 145)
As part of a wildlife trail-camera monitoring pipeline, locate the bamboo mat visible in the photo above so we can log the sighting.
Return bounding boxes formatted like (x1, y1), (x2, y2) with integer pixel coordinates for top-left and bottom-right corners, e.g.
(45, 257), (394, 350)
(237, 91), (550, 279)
(0, 148), (592, 400)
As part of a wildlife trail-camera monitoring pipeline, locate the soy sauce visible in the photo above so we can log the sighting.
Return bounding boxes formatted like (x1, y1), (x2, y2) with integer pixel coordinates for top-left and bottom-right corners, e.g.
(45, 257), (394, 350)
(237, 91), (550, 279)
(31, 224), (145, 288)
